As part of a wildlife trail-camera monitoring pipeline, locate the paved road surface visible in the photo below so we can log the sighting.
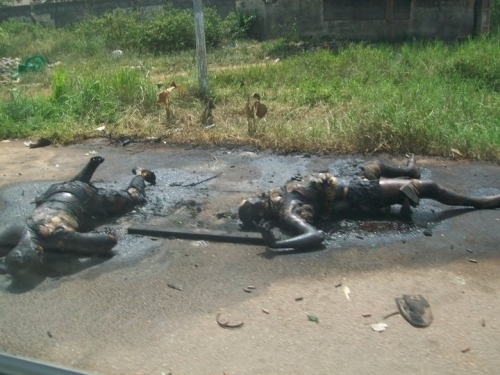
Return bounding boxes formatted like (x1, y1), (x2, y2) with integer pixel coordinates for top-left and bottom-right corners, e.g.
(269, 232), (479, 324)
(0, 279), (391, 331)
(0, 139), (499, 375)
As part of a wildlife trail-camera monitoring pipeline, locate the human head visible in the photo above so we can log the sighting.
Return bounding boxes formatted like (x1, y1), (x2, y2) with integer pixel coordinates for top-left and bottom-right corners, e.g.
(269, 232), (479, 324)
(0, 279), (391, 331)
(238, 194), (270, 228)
(5, 237), (43, 281)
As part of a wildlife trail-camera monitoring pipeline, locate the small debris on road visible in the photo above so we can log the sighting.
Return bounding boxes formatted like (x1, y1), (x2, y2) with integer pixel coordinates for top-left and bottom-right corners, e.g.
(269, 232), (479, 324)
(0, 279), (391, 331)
(468, 259), (478, 263)
(466, 248), (473, 253)
(461, 347), (471, 353)
(167, 283), (183, 291)
(342, 285), (351, 301)
(371, 323), (388, 332)
(216, 312), (244, 329)
(261, 308), (270, 314)
(423, 229), (433, 237)
(24, 138), (52, 148)
(362, 313), (372, 318)
(243, 288), (252, 293)
(396, 295), (433, 327)
(307, 314), (319, 323)
(383, 311), (400, 320)
(295, 296), (303, 301)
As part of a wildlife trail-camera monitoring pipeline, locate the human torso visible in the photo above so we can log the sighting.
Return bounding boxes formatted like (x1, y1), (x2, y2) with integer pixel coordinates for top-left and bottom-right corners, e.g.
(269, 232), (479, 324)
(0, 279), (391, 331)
(269, 173), (382, 223)
(33, 181), (109, 228)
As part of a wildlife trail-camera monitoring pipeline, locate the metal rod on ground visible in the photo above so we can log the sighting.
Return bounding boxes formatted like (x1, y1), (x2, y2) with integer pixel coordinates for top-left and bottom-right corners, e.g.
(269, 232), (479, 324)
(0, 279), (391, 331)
(193, 0), (209, 98)
(128, 224), (265, 245)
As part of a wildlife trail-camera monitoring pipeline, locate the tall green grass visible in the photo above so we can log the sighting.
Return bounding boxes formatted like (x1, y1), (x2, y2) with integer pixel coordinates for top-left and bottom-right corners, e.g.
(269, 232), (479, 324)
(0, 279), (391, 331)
(1, 7), (500, 159)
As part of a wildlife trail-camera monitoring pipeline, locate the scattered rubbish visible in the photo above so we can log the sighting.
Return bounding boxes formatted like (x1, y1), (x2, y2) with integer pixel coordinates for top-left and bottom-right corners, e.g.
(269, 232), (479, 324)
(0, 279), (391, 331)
(95, 126), (106, 132)
(396, 295), (433, 328)
(0, 140), (11, 143)
(112, 50), (123, 60)
(246, 285), (256, 290)
(455, 276), (466, 285)
(342, 285), (351, 301)
(482, 319), (486, 327)
(205, 124), (215, 130)
(18, 55), (46, 73)
(461, 347), (470, 353)
(362, 313), (372, 318)
(243, 288), (252, 293)
(468, 258), (478, 263)
(181, 172), (223, 188)
(295, 297), (303, 301)
(191, 240), (209, 247)
(423, 229), (433, 237)
(122, 139), (131, 146)
(216, 312), (244, 329)
(466, 248), (473, 253)
(85, 150), (97, 156)
(371, 323), (388, 332)
(24, 138), (52, 148)
(261, 308), (270, 314)
(451, 148), (465, 158)
(47, 331), (52, 338)
(307, 314), (319, 323)
(167, 283), (182, 291)
(383, 311), (400, 320)
(334, 282), (342, 288)
(0, 57), (21, 83)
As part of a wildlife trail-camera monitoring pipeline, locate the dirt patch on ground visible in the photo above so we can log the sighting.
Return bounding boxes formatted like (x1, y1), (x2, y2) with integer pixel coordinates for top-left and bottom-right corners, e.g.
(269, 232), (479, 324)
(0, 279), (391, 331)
(1, 139), (499, 375)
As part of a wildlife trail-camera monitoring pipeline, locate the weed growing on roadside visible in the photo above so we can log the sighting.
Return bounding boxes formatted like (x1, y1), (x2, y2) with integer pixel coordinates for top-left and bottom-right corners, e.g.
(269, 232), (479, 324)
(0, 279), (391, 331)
(1, 8), (500, 159)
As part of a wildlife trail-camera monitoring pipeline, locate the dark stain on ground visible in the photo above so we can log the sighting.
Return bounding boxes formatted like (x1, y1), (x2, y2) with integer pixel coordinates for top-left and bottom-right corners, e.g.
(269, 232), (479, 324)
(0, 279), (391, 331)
(1, 148), (498, 289)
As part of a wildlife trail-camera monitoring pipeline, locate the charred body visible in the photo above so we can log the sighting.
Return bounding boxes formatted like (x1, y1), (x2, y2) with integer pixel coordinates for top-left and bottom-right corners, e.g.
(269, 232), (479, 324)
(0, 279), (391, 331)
(0, 157), (156, 280)
(239, 156), (500, 252)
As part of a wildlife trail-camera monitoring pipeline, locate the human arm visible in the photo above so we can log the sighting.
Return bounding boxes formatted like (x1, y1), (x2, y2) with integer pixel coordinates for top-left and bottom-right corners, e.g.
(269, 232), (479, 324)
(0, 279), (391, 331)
(258, 214), (325, 252)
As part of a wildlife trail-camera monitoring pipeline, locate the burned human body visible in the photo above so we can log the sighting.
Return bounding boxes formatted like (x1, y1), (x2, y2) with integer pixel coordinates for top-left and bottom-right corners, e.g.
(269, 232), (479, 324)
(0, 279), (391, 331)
(0, 157), (156, 279)
(239, 156), (500, 251)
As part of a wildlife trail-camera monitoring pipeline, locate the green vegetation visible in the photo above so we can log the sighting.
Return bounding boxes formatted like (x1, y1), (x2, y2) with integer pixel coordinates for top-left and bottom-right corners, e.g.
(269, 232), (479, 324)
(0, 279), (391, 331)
(1, 4), (500, 160)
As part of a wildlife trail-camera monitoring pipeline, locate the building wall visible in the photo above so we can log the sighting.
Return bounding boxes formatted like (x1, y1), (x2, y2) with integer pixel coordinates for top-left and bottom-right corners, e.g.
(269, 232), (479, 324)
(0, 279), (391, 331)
(0, 0), (235, 27)
(0, 0), (488, 40)
(239, 0), (482, 40)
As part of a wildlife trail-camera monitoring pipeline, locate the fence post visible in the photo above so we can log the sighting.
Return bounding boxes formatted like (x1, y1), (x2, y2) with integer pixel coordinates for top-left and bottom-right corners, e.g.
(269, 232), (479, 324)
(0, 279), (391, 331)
(193, 0), (209, 98)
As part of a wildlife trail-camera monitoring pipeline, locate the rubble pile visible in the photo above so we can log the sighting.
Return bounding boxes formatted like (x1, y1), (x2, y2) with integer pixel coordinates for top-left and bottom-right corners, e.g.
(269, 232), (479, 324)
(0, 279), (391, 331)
(0, 57), (20, 84)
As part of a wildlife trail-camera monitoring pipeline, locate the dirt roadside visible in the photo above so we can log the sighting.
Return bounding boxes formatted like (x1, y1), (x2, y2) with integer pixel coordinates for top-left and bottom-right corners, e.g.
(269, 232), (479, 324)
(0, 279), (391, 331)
(0, 139), (499, 375)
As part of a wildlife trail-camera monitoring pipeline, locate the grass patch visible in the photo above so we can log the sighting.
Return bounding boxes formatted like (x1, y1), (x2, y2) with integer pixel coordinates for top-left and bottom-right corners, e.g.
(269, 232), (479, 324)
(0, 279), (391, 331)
(1, 13), (500, 160)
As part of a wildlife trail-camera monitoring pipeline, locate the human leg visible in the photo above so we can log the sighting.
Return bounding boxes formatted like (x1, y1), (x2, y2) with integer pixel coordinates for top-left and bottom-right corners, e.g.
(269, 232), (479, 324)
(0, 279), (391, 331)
(70, 156), (105, 183)
(361, 155), (421, 180)
(415, 180), (500, 209)
(95, 168), (155, 216)
(379, 179), (500, 209)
